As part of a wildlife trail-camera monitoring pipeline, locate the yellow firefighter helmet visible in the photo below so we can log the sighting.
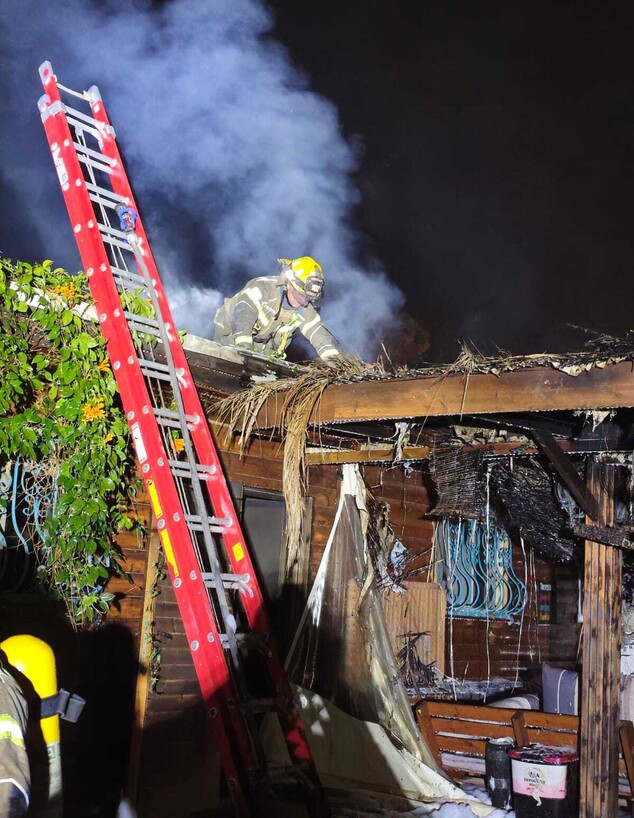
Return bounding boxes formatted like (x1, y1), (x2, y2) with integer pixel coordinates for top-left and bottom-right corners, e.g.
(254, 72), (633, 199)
(279, 256), (324, 302)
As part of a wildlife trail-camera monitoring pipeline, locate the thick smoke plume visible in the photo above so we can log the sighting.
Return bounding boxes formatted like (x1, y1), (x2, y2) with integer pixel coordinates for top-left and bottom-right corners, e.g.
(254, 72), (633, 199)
(1, 0), (402, 357)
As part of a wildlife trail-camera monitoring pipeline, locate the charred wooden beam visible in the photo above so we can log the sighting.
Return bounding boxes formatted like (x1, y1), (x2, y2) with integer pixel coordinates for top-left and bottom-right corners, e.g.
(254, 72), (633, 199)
(305, 440), (535, 465)
(466, 412), (577, 438)
(306, 444), (431, 465)
(254, 360), (634, 427)
(531, 430), (599, 520)
(572, 522), (634, 551)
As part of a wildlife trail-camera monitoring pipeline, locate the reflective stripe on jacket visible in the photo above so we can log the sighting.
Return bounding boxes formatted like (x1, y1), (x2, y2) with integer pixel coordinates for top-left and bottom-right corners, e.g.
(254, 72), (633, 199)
(213, 275), (340, 360)
(0, 669), (30, 817)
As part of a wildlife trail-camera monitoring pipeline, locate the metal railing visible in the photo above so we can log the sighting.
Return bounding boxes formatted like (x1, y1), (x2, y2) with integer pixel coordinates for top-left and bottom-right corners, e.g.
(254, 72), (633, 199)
(435, 518), (527, 620)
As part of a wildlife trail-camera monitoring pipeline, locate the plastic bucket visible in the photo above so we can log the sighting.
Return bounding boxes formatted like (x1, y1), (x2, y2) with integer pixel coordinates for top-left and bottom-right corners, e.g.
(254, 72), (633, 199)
(508, 746), (579, 818)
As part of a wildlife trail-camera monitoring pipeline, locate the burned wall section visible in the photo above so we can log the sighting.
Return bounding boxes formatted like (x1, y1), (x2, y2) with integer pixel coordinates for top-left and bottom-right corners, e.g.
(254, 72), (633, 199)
(108, 442), (583, 816)
(409, 444), (581, 686)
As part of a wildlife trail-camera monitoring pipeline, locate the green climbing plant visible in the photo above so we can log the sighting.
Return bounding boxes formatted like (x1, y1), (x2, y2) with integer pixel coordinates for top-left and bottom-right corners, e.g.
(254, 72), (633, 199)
(0, 257), (151, 627)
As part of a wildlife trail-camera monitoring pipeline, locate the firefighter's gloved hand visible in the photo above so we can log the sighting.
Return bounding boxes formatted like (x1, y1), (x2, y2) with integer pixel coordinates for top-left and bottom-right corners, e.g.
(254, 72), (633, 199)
(321, 351), (342, 367)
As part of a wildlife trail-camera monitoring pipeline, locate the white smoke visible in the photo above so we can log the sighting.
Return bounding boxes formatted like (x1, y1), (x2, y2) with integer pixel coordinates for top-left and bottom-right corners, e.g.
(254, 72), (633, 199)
(1, 0), (403, 356)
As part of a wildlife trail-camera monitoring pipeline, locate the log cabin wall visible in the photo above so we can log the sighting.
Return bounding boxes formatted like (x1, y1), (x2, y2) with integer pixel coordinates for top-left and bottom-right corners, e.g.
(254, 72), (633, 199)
(548, 561), (583, 667)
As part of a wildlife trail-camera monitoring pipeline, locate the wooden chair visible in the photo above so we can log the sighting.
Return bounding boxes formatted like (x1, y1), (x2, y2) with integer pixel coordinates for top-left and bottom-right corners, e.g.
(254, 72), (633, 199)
(415, 699), (634, 806)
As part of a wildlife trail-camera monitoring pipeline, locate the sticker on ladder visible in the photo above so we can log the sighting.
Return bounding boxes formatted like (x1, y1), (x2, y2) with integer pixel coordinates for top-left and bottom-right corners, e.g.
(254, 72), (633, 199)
(160, 529), (179, 577)
(146, 479), (162, 519)
(232, 542), (245, 561)
(51, 145), (68, 187)
(130, 422), (147, 463)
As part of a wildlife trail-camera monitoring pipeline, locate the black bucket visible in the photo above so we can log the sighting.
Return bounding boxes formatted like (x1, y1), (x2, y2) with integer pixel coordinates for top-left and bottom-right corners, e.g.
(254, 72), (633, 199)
(485, 737), (514, 808)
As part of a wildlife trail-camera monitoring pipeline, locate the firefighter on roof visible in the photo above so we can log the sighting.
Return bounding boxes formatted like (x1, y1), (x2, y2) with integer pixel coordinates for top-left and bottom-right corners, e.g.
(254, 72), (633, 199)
(213, 257), (341, 360)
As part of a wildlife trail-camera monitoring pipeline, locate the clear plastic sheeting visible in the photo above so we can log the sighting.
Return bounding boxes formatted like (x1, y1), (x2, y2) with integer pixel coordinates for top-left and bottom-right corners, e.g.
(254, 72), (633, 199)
(286, 464), (430, 762)
(264, 464), (493, 814)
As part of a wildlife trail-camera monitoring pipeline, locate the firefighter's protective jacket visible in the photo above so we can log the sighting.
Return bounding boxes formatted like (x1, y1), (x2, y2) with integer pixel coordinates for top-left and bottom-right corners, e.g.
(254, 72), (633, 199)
(213, 276), (340, 360)
(0, 668), (30, 817)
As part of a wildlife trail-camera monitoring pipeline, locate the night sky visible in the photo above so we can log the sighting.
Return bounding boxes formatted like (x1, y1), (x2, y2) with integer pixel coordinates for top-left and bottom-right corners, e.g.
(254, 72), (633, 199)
(1, 1), (633, 362)
(272, 1), (634, 359)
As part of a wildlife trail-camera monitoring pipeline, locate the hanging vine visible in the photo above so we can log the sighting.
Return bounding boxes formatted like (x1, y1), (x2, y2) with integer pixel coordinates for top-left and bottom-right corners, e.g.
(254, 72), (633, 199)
(0, 256), (150, 627)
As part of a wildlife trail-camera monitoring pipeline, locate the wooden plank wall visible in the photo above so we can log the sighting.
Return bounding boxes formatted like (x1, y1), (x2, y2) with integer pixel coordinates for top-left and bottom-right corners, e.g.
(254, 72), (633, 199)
(107, 498), (150, 639)
(381, 582), (446, 672)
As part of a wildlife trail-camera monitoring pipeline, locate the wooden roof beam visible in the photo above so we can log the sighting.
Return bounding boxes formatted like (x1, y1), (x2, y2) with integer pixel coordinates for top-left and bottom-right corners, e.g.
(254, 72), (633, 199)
(306, 444), (430, 465)
(255, 361), (634, 427)
(305, 440), (538, 466)
(532, 429), (599, 520)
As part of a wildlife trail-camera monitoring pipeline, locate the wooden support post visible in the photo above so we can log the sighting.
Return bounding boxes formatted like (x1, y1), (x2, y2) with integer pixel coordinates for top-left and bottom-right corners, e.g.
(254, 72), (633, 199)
(511, 711), (529, 747)
(128, 525), (161, 808)
(579, 458), (621, 818)
(620, 720), (634, 798)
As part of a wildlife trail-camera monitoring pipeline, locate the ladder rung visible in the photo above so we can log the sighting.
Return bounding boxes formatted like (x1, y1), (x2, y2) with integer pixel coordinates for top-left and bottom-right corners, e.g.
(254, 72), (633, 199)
(74, 140), (116, 167)
(138, 358), (171, 379)
(102, 237), (135, 256)
(154, 407), (199, 429)
(124, 312), (160, 330)
(76, 152), (115, 175)
(112, 269), (147, 291)
(66, 116), (104, 146)
(86, 181), (127, 206)
(219, 632), (250, 649)
(129, 321), (162, 340)
(185, 513), (231, 534)
(56, 81), (88, 101)
(99, 223), (131, 243)
(168, 460), (217, 480)
(64, 102), (101, 129)
(202, 572), (251, 594)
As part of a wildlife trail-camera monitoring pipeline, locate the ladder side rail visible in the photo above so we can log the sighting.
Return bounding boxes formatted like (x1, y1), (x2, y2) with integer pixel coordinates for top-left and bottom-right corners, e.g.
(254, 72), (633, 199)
(38, 68), (253, 810)
(88, 85), (322, 781)
(87, 93), (275, 633)
(123, 240), (254, 683)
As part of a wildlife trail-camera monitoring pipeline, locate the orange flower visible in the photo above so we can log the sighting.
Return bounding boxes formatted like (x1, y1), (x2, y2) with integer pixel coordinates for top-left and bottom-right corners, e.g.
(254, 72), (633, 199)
(98, 357), (111, 373)
(173, 437), (185, 453)
(82, 397), (106, 423)
(52, 281), (78, 301)
(103, 432), (114, 444)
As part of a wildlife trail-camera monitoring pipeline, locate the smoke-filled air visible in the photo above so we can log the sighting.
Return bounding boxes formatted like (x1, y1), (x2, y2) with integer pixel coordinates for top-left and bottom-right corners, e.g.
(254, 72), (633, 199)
(0, 0), (403, 357)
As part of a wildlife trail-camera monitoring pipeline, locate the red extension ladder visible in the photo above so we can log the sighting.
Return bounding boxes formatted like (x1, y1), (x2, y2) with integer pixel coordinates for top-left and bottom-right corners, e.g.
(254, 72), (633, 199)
(37, 61), (326, 818)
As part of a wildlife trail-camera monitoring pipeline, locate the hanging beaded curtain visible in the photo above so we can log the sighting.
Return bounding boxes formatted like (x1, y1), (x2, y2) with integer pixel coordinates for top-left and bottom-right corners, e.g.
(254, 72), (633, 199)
(435, 518), (526, 619)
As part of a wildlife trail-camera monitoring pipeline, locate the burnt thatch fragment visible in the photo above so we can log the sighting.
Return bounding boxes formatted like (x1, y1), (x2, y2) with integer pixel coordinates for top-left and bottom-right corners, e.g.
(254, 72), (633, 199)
(427, 432), (486, 520)
(490, 459), (577, 562)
